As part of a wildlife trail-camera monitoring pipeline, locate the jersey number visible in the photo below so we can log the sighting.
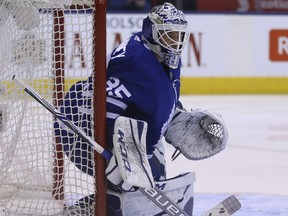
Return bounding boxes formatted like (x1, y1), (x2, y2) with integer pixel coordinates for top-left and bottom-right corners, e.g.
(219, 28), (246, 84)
(107, 77), (131, 99)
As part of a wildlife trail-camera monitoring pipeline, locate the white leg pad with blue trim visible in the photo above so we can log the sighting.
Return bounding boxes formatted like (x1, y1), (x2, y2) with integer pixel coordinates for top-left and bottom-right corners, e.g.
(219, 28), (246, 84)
(121, 172), (196, 216)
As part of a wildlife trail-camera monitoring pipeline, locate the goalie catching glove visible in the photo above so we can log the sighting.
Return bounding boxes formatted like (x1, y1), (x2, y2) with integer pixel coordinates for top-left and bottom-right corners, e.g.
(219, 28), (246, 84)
(165, 108), (228, 160)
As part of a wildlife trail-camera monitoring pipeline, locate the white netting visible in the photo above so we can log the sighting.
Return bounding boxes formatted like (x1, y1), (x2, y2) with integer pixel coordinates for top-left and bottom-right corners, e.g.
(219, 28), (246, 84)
(0, 1), (98, 215)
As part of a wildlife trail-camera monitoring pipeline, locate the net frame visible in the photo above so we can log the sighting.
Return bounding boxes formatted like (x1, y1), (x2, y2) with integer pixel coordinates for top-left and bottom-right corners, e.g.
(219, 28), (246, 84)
(93, 1), (107, 215)
(52, 1), (108, 215)
(52, 7), (65, 203)
(0, 0), (107, 215)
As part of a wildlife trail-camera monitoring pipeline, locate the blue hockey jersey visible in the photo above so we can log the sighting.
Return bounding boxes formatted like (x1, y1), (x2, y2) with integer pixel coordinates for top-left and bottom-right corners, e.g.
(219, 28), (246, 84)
(54, 32), (181, 178)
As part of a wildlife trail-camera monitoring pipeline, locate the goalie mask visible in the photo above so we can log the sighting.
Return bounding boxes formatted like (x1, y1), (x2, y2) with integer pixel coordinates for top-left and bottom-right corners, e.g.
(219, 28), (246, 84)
(142, 2), (189, 69)
(165, 109), (228, 160)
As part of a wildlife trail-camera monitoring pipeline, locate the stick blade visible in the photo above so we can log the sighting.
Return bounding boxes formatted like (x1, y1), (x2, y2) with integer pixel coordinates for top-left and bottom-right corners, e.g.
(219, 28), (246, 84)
(201, 195), (241, 216)
(222, 195), (241, 215)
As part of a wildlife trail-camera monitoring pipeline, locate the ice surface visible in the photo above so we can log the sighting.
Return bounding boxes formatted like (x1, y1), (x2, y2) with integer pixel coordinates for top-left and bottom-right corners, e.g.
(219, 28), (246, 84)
(3, 95), (286, 215)
(166, 95), (288, 216)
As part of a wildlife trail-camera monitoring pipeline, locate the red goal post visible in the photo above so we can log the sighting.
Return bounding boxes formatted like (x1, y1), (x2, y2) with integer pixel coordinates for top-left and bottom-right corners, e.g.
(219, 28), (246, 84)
(0, 0), (107, 215)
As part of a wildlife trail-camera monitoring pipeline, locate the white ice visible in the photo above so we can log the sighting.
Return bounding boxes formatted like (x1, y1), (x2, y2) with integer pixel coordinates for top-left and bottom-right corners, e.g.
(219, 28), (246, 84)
(166, 95), (288, 216)
(4, 95), (287, 215)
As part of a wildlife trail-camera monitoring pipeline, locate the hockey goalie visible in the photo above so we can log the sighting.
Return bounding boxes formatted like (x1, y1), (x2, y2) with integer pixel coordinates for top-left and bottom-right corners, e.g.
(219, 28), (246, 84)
(54, 2), (228, 215)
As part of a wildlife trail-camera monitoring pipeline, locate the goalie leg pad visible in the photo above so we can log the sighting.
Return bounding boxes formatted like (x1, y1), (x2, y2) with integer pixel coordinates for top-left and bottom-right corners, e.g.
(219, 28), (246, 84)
(64, 173), (195, 216)
(123, 172), (196, 216)
(113, 116), (154, 189)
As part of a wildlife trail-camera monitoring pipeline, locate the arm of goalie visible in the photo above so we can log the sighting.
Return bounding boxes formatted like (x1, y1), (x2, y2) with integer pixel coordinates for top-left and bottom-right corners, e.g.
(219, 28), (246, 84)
(165, 108), (228, 160)
(109, 116), (154, 189)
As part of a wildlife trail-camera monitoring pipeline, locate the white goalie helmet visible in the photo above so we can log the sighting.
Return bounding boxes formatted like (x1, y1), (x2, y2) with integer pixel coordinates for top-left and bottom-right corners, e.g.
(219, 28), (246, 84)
(165, 109), (228, 160)
(142, 2), (189, 69)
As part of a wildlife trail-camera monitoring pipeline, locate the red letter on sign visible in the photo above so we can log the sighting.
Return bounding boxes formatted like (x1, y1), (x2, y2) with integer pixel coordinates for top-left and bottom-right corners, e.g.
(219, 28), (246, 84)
(69, 32), (87, 68)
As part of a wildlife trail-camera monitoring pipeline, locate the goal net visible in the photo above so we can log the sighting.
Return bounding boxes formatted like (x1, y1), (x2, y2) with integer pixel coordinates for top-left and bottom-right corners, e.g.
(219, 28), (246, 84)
(0, 0), (105, 215)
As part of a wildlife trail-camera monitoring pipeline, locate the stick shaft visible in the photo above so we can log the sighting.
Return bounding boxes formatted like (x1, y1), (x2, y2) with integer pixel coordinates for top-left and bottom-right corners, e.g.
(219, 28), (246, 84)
(13, 77), (112, 160)
(139, 188), (188, 216)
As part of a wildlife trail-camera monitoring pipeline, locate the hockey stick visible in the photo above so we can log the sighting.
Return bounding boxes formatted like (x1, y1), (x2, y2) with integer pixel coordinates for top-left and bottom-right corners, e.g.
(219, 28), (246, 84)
(12, 76), (112, 160)
(12, 76), (189, 216)
(201, 195), (241, 216)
